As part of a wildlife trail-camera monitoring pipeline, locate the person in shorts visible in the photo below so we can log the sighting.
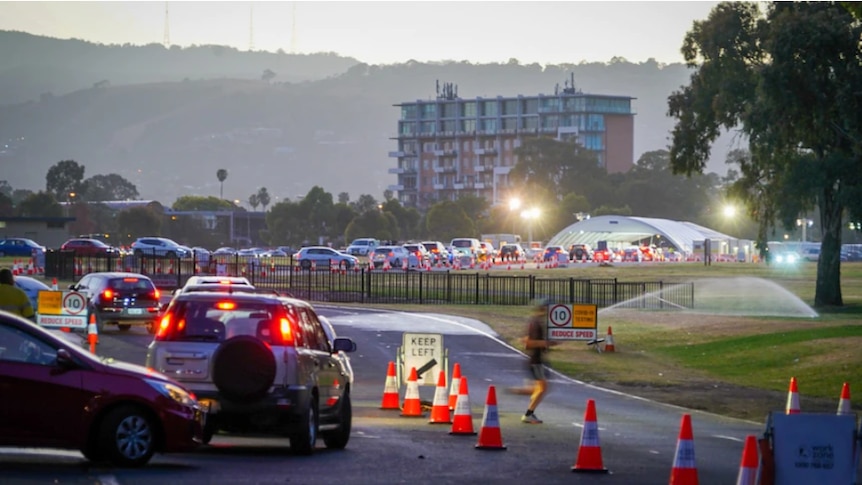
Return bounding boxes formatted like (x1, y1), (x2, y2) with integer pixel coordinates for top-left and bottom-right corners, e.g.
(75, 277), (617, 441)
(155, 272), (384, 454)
(521, 298), (557, 424)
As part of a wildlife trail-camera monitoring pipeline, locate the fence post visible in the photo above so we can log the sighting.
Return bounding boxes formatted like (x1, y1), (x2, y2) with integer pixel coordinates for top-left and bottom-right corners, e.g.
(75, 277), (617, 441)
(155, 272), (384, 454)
(418, 271), (423, 304)
(446, 271), (451, 303)
(569, 277), (575, 304)
(475, 273), (480, 305)
(613, 277), (618, 305)
(529, 275), (535, 301)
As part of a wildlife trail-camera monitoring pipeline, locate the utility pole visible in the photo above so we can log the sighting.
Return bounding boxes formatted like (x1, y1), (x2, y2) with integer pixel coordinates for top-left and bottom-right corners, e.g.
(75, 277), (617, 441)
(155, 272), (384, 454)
(163, 2), (170, 47)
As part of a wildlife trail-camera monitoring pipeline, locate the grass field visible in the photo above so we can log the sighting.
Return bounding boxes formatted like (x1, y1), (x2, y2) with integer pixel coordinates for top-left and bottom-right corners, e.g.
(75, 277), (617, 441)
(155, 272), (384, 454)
(6, 257), (860, 420)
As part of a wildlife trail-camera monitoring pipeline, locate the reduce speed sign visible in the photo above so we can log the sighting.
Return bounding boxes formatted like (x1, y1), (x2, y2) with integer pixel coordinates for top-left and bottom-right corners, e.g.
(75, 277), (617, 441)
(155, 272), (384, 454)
(548, 304), (572, 327)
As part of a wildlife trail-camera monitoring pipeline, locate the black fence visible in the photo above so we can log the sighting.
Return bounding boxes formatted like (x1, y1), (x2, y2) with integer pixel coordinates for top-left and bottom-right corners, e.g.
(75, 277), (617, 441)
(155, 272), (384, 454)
(45, 251), (694, 310)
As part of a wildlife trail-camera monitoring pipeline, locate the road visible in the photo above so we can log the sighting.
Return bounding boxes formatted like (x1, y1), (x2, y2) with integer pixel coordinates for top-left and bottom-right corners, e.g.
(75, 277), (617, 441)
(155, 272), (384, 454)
(0, 305), (773, 484)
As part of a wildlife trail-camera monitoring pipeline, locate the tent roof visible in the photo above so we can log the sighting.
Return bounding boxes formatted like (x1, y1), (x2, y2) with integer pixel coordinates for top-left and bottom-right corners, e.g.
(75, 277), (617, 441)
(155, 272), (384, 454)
(546, 215), (734, 254)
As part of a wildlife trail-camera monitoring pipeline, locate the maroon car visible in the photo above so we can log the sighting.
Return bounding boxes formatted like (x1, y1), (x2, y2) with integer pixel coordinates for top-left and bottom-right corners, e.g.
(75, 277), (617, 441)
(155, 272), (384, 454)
(60, 238), (118, 256)
(0, 311), (205, 467)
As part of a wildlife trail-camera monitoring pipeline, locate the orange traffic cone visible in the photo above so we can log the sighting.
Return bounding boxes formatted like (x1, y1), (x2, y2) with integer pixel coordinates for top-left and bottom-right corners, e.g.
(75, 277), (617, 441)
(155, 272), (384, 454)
(51, 278), (58, 291)
(449, 376), (476, 435)
(401, 367), (424, 417)
(429, 370), (451, 424)
(475, 385), (506, 450)
(669, 414), (698, 485)
(837, 382), (852, 415)
(449, 363), (462, 410)
(571, 399), (608, 473)
(785, 377), (800, 414)
(87, 313), (99, 354)
(604, 326), (616, 352)
(380, 361), (400, 410)
(736, 435), (759, 485)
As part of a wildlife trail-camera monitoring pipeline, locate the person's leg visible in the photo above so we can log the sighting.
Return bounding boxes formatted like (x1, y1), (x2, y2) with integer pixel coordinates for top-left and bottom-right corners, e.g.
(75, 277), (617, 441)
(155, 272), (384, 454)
(527, 378), (547, 411)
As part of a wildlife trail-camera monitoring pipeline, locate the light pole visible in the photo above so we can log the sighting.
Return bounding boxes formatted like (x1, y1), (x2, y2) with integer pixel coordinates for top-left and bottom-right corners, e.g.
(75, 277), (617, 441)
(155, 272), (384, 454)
(508, 198), (521, 235)
(796, 218), (813, 242)
(520, 208), (540, 244)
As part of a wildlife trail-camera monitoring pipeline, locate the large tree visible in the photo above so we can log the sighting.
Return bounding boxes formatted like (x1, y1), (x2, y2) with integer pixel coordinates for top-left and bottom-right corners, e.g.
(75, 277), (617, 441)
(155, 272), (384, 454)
(667, 2), (862, 307)
(17, 191), (62, 217)
(257, 187), (271, 211)
(82, 173), (139, 201)
(216, 169), (228, 199)
(46, 160), (86, 202)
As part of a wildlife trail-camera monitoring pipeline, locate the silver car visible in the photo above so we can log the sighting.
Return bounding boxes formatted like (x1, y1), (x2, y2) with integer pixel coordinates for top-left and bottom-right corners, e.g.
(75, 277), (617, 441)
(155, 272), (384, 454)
(294, 246), (358, 270)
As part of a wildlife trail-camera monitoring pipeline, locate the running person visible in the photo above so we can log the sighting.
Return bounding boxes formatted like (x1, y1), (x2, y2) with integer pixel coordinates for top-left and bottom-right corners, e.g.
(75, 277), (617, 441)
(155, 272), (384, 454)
(522, 298), (556, 423)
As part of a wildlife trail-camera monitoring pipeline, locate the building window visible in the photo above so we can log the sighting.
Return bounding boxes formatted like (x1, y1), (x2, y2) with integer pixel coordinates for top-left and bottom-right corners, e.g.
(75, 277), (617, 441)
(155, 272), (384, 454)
(522, 98), (538, 115)
(401, 105), (418, 119)
(587, 114), (605, 131)
(541, 115), (558, 129)
(481, 119), (497, 133)
(461, 119), (476, 133)
(421, 103), (436, 119)
(503, 139), (510, 150)
(539, 97), (559, 112)
(421, 121), (436, 134)
(462, 102), (477, 118)
(503, 99), (518, 115)
(521, 117), (538, 130)
(400, 122), (415, 135)
(481, 101), (498, 117)
(442, 120), (456, 133)
(463, 140), (471, 151)
(441, 102), (457, 118)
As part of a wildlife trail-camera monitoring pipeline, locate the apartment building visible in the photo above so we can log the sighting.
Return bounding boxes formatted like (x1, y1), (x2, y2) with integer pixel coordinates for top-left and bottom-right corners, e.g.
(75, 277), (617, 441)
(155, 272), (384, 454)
(388, 79), (635, 210)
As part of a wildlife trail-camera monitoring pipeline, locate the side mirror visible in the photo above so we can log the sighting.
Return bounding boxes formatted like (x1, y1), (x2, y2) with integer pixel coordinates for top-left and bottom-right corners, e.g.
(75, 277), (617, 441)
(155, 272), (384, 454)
(55, 348), (77, 368)
(68, 284), (77, 291)
(333, 337), (356, 353)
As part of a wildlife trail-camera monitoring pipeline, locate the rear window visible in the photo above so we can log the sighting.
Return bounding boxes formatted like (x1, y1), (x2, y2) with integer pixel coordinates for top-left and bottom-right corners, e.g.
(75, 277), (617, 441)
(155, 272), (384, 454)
(109, 277), (155, 291)
(157, 300), (284, 343)
(452, 240), (473, 248)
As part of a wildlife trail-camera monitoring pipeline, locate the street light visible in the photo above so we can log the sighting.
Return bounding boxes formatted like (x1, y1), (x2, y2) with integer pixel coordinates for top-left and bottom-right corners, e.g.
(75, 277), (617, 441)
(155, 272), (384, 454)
(508, 198), (521, 235)
(520, 207), (540, 244)
(796, 218), (813, 242)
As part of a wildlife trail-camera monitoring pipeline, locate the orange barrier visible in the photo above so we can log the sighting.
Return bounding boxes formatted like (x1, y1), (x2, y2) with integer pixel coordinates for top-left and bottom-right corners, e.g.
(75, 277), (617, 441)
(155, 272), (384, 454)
(429, 370), (451, 424)
(448, 363), (462, 411)
(736, 435), (759, 485)
(604, 326), (616, 352)
(87, 313), (99, 354)
(475, 385), (506, 450)
(837, 382), (852, 415)
(449, 376), (476, 435)
(669, 414), (698, 485)
(571, 399), (608, 473)
(401, 367), (423, 417)
(380, 361), (400, 410)
(785, 376), (800, 414)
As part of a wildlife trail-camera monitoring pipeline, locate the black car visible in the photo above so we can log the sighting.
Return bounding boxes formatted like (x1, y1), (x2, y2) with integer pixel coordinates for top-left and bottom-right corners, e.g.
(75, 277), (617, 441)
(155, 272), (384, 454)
(70, 272), (162, 333)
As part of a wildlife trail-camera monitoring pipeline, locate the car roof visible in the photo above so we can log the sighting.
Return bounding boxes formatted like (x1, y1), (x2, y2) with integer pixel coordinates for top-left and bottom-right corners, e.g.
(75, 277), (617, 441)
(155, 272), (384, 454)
(172, 289), (308, 306)
(82, 271), (154, 280)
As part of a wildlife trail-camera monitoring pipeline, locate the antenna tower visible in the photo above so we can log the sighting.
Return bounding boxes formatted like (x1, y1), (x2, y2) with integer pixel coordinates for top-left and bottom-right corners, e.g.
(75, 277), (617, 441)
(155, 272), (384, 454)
(249, 4), (255, 51)
(290, 3), (298, 54)
(163, 2), (170, 47)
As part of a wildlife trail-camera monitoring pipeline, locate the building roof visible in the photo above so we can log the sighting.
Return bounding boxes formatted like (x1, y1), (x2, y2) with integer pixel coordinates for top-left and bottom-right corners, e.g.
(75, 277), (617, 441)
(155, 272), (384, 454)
(547, 215), (736, 254)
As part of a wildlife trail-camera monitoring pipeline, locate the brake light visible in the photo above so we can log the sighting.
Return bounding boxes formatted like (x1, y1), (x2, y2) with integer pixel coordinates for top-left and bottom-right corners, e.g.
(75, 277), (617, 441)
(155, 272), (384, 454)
(122, 278), (139, 283)
(279, 317), (294, 345)
(216, 301), (236, 310)
(153, 289), (161, 300)
(218, 280), (232, 284)
(155, 314), (171, 339)
(102, 289), (114, 300)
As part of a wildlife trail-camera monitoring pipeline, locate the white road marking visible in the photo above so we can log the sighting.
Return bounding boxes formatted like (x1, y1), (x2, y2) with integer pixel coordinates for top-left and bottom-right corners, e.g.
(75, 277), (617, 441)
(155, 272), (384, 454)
(0, 448), (82, 458)
(712, 434), (744, 442)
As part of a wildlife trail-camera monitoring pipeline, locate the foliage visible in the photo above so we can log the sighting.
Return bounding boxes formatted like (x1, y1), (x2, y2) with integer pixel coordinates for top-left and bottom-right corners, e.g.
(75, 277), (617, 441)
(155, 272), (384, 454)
(82, 173), (139, 201)
(257, 187), (271, 211)
(510, 137), (605, 203)
(344, 210), (396, 242)
(17, 191), (62, 217)
(0, 191), (13, 217)
(67, 203), (95, 236)
(171, 195), (235, 211)
(351, 194), (379, 214)
(425, 201), (475, 241)
(248, 193), (260, 211)
(116, 206), (162, 243)
(45, 160), (86, 202)
(216, 169), (228, 199)
(667, 1), (862, 307)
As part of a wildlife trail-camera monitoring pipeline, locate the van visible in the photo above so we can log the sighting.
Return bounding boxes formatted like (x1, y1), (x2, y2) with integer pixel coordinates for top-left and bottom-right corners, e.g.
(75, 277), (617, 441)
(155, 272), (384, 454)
(449, 238), (482, 258)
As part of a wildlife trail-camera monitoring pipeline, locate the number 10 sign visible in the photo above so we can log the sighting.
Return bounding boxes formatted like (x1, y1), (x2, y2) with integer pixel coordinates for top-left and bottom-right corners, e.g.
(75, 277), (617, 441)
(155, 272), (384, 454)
(546, 303), (598, 341)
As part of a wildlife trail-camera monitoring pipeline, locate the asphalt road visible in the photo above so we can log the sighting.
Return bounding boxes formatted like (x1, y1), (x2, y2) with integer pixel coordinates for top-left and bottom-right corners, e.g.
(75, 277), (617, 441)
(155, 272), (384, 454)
(0, 305), (815, 484)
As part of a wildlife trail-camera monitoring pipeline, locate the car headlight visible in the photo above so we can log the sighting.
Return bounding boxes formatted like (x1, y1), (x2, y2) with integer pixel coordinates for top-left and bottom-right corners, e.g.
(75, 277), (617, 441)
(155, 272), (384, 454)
(145, 378), (198, 407)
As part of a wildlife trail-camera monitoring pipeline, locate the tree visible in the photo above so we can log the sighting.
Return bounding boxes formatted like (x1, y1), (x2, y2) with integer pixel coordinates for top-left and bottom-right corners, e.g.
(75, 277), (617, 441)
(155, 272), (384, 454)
(425, 201), (475, 241)
(82, 173), (139, 201)
(17, 191), (62, 217)
(351, 194), (378, 214)
(257, 187), (271, 211)
(261, 68), (276, 82)
(667, 2), (862, 307)
(172, 195), (235, 211)
(0, 191), (15, 217)
(216, 169), (228, 199)
(117, 207), (162, 243)
(338, 192), (350, 205)
(248, 193), (260, 211)
(11, 189), (33, 205)
(510, 138), (606, 203)
(0, 180), (12, 198)
(46, 160), (86, 202)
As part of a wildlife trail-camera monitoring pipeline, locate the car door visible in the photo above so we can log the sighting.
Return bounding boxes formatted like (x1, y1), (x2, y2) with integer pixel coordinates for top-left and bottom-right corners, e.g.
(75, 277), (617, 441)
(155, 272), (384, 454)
(297, 307), (341, 417)
(0, 320), (89, 447)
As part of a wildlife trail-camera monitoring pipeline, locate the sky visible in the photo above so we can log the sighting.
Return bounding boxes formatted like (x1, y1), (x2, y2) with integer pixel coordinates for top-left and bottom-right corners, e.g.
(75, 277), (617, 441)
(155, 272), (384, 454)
(0, 1), (721, 66)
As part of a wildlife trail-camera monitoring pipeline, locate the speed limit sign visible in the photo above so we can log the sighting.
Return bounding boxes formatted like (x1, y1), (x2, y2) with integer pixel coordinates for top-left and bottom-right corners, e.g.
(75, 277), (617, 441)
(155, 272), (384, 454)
(62, 292), (87, 315)
(548, 304), (572, 327)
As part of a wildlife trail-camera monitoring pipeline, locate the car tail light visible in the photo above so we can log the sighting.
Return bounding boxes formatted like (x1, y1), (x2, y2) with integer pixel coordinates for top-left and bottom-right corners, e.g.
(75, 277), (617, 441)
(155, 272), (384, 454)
(278, 317), (294, 346)
(216, 301), (236, 310)
(155, 314), (171, 340)
(123, 277), (139, 283)
(153, 289), (161, 300)
(102, 289), (114, 300)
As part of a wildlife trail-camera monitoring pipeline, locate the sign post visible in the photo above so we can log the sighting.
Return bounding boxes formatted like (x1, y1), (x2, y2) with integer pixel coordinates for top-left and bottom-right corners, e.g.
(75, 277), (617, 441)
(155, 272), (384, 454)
(547, 303), (598, 341)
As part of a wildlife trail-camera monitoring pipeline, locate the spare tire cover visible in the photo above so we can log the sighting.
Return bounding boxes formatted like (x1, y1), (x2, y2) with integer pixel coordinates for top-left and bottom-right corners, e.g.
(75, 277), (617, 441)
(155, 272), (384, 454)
(212, 335), (277, 402)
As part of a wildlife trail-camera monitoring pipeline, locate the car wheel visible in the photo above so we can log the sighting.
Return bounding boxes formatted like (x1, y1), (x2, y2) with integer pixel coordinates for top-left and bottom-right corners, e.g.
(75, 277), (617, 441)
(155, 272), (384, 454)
(392, 259), (401, 268)
(212, 336), (277, 403)
(81, 440), (106, 463)
(145, 321), (156, 334)
(300, 259), (311, 270)
(322, 392), (351, 450)
(118, 324), (132, 331)
(290, 396), (318, 455)
(202, 420), (217, 445)
(97, 405), (155, 467)
(339, 260), (348, 270)
(134, 249), (143, 257)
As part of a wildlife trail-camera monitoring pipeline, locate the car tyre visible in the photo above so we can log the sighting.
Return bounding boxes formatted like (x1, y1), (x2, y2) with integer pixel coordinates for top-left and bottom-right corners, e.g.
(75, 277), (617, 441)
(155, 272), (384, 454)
(290, 396), (318, 455)
(81, 440), (106, 463)
(300, 259), (312, 270)
(98, 405), (155, 467)
(339, 260), (348, 270)
(212, 336), (277, 403)
(322, 392), (351, 450)
(392, 259), (401, 268)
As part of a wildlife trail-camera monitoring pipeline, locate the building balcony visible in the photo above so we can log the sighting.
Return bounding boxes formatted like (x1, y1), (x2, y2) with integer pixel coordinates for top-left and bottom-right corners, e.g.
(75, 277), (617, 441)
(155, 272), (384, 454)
(433, 165), (457, 173)
(474, 164), (493, 172)
(387, 184), (406, 192)
(388, 167), (417, 174)
(433, 183), (447, 190)
(474, 182), (486, 189)
(388, 151), (405, 157)
(453, 182), (465, 189)
(475, 148), (498, 156)
(493, 166), (512, 175)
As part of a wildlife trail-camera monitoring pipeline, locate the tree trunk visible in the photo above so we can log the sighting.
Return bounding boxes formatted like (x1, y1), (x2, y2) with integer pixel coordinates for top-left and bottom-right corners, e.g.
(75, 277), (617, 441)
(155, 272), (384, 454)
(814, 186), (843, 307)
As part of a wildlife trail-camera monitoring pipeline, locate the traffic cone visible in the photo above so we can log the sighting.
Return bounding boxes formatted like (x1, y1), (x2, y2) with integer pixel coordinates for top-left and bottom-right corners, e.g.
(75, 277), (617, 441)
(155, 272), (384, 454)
(87, 313), (99, 354)
(785, 377), (800, 414)
(604, 326), (616, 352)
(837, 382), (852, 415)
(51, 278), (58, 291)
(401, 367), (424, 417)
(475, 385), (506, 450)
(736, 435), (759, 485)
(429, 370), (452, 424)
(571, 399), (608, 473)
(669, 414), (698, 485)
(380, 361), (400, 410)
(449, 376), (476, 435)
(449, 363), (462, 410)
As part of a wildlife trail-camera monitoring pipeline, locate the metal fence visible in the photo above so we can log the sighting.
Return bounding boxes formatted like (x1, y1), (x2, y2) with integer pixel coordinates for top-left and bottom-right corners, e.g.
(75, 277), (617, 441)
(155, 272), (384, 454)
(45, 251), (694, 309)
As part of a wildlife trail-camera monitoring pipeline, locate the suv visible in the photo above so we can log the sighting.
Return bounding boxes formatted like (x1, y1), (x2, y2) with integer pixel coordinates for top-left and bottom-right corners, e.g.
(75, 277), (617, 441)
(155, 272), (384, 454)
(345, 238), (379, 256)
(569, 244), (593, 262)
(449, 238), (482, 258)
(421, 241), (450, 264)
(499, 243), (525, 262)
(130, 237), (191, 258)
(70, 272), (161, 333)
(145, 291), (357, 454)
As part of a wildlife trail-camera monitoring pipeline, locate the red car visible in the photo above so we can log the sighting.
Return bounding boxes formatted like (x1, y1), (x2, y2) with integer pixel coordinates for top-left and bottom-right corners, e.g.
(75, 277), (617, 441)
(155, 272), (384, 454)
(60, 238), (118, 256)
(0, 311), (205, 466)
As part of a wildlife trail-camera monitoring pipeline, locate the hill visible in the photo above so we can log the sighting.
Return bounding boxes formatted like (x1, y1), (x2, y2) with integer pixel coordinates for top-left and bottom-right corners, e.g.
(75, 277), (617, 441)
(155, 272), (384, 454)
(0, 32), (738, 205)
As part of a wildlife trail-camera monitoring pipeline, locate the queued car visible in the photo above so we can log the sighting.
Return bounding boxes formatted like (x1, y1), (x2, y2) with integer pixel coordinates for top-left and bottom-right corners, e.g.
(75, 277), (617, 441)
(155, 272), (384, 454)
(145, 291), (356, 454)
(294, 246), (358, 270)
(13, 274), (52, 313)
(478, 242), (497, 262)
(212, 247), (238, 256)
(421, 241), (450, 264)
(345, 238), (380, 257)
(369, 245), (415, 269)
(542, 245), (568, 262)
(60, 238), (118, 256)
(130, 237), (191, 258)
(568, 244), (593, 262)
(402, 243), (431, 267)
(772, 250), (801, 265)
(0, 237), (46, 258)
(70, 272), (162, 333)
(449, 238), (482, 259)
(0, 311), (204, 467)
(499, 243), (526, 262)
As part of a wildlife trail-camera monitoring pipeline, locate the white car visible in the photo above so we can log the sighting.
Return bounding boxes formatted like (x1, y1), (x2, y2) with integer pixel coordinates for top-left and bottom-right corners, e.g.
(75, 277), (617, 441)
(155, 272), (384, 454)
(130, 237), (191, 258)
(346, 238), (380, 256)
(369, 245), (421, 269)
